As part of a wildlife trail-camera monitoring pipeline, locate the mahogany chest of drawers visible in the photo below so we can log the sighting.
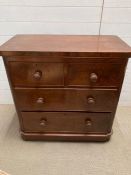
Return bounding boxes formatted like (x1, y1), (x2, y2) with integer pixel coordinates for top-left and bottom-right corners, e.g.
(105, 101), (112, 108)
(0, 35), (131, 141)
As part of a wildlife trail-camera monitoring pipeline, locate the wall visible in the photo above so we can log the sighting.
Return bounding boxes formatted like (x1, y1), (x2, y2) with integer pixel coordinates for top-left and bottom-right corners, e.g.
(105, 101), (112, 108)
(0, 0), (131, 105)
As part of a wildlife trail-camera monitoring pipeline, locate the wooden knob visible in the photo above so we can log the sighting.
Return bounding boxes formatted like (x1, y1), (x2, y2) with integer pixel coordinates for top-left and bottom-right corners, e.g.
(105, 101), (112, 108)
(90, 73), (98, 82)
(40, 119), (46, 126)
(85, 119), (92, 127)
(87, 97), (95, 104)
(37, 97), (44, 104)
(33, 71), (42, 79)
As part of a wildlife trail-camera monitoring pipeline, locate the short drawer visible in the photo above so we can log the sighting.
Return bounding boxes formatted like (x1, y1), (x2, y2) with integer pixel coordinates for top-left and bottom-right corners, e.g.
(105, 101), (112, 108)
(66, 63), (123, 87)
(21, 112), (112, 133)
(15, 88), (118, 112)
(8, 62), (64, 87)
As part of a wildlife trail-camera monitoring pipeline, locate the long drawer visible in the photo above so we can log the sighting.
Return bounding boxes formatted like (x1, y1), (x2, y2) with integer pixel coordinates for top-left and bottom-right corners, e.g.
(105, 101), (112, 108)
(21, 112), (112, 133)
(14, 88), (118, 112)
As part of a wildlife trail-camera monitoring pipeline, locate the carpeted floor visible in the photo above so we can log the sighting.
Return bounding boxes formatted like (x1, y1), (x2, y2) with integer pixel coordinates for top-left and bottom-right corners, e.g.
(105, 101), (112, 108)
(0, 105), (131, 175)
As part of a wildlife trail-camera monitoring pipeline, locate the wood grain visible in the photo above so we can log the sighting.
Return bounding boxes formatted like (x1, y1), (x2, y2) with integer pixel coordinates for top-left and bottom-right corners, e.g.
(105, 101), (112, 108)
(0, 35), (131, 57)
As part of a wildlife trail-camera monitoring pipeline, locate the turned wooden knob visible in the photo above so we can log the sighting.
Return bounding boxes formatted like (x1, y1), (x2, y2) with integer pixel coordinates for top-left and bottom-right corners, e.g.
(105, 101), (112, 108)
(87, 97), (95, 104)
(37, 97), (44, 104)
(85, 119), (92, 127)
(33, 71), (42, 79)
(40, 119), (46, 126)
(90, 73), (98, 82)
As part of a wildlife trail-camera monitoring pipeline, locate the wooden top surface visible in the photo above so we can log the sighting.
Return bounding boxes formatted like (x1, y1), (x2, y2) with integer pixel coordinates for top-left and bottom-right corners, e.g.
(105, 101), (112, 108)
(0, 35), (131, 57)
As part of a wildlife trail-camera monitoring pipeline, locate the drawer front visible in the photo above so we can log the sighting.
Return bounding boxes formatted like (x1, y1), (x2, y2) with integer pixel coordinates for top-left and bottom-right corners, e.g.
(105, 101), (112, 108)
(15, 88), (118, 112)
(21, 112), (112, 133)
(8, 62), (64, 86)
(66, 63), (123, 87)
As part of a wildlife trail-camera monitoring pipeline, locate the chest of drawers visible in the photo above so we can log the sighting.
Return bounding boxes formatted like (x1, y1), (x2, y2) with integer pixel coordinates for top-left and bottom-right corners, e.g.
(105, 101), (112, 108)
(0, 35), (131, 141)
